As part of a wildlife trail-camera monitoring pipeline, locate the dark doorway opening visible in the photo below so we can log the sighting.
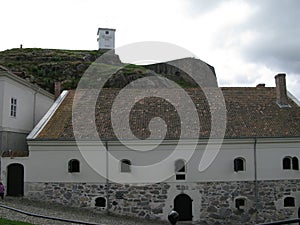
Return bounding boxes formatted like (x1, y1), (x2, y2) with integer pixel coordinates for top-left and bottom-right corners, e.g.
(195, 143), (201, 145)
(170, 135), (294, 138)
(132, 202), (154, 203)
(298, 207), (300, 225)
(7, 163), (24, 196)
(174, 194), (193, 221)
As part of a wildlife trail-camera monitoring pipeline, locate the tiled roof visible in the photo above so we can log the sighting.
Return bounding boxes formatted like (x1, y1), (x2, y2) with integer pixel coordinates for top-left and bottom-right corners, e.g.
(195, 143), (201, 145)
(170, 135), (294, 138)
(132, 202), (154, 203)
(35, 87), (300, 140)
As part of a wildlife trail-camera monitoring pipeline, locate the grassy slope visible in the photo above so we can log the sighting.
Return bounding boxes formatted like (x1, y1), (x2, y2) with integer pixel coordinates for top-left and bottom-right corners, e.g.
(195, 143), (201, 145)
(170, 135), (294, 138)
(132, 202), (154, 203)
(0, 48), (100, 93)
(0, 48), (195, 93)
(0, 218), (35, 225)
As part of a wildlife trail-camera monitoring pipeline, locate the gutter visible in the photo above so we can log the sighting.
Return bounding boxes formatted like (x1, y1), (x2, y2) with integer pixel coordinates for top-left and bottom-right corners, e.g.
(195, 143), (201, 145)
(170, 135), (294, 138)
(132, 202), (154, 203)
(254, 137), (258, 223)
(32, 89), (38, 128)
(105, 141), (110, 215)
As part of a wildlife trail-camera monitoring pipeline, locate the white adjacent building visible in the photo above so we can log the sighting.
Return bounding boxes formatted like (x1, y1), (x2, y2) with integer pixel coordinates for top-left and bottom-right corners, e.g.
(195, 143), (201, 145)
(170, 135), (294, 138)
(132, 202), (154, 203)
(0, 65), (53, 195)
(1, 63), (300, 224)
(0, 66), (53, 153)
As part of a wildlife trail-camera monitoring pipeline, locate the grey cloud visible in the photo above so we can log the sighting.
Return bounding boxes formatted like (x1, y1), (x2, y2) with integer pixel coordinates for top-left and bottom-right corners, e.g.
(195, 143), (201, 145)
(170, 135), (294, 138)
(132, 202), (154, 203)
(239, 0), (300, 73)
(187, 0), (300, 75)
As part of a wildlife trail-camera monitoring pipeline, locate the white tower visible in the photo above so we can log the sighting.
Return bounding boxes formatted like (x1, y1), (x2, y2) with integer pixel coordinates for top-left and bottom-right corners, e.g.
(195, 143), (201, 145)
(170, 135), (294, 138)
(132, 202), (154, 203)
(97, 28), (116, 50)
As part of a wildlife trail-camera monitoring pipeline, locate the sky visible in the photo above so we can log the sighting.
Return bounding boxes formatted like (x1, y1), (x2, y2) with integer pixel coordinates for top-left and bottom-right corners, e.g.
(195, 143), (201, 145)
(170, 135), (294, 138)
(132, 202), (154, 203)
(1, 0), (300, 99)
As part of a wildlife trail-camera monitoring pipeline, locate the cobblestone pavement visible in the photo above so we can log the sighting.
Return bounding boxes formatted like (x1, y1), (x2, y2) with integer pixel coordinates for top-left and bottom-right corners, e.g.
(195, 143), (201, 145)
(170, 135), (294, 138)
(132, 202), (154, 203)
(0, 197), (169, 225)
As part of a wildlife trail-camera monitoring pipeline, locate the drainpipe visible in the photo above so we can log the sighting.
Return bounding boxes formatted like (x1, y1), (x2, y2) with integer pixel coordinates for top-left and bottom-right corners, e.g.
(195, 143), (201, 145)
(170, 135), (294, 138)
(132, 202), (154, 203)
(105, 141), (110, 215)
(32, 90), (37, 128)
(254, 137), (258, 222)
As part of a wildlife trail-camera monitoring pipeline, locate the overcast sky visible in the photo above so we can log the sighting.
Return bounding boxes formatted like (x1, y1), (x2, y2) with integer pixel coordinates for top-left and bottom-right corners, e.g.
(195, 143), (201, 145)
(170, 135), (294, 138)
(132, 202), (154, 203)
(1, 0), (300, 99)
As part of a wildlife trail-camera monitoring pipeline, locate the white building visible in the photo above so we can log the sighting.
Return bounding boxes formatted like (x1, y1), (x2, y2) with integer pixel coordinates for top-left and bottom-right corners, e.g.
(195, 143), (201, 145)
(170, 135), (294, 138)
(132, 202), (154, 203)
(97, 28), (116, 50)
(0, 65), (53, 195)
(0, 66), (53, 153)
(1, 65), (300, 224)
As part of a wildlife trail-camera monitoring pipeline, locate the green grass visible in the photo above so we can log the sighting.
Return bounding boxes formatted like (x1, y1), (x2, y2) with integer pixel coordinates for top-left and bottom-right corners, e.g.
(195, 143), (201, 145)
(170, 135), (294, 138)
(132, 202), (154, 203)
(0, 218), (35, 225)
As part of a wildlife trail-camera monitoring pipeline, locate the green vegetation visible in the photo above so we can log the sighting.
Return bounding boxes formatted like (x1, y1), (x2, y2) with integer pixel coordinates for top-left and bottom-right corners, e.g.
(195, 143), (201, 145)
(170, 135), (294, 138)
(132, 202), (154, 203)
(0, 48), (196, 93)
(0, 218), (35, 225)
(0, 48), (101, 93)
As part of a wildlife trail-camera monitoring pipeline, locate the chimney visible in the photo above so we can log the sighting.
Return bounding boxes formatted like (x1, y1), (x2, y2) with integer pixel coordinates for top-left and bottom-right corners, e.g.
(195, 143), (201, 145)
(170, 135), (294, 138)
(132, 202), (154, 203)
(275, 73), (290, 107)
(54, 81), (61, 100)
(256, 83), (265, 87)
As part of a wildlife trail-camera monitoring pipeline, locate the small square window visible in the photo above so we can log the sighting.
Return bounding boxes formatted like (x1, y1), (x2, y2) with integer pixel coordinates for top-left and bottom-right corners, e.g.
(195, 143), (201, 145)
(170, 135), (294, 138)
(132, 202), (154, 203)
(284, 197), (295, 207)
(235, 198), (246, 210)
(176, 174), (186, 180)
(95, 197), (106, 207)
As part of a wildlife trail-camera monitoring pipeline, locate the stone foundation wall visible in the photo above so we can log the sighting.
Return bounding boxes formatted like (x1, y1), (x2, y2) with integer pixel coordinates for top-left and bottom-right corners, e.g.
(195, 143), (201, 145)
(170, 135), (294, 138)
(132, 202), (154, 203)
(198, 180), (300, 225)
(26, 182), (171, 220)
(25, 180), (300, 224)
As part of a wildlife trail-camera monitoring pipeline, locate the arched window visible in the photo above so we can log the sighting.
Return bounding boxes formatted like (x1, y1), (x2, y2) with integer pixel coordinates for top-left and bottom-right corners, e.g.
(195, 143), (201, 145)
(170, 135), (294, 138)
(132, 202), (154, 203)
(283, 156), (299, 170)
(120, 159), (131, 173)
(292, 157), (299, 170)
(95, 197), (106, 207)
(235, 198), (246, 210)
(284, 197), (295, 207)
(175, 159), (186, 180)
(283, 157), (292, 169)
(234, 157), (245, 172)
(68, 159), (80, 173)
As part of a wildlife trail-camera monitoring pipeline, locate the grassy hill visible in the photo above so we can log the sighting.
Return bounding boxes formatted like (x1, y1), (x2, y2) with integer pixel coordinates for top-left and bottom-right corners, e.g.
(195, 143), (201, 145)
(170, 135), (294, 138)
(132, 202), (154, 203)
(0, 48), (198, 94)
(0, 48), (102, 93)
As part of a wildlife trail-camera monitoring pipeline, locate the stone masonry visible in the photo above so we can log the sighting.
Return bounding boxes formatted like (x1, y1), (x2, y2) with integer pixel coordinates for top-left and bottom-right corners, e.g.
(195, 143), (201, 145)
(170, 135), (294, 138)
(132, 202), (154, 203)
(25, 180), (300, 224)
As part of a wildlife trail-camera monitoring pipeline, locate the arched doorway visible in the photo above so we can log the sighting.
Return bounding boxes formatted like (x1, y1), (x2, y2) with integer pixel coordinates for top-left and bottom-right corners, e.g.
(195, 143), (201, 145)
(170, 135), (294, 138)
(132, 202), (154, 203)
(174, 194), (193, 221)
(7, 163), (24, 196)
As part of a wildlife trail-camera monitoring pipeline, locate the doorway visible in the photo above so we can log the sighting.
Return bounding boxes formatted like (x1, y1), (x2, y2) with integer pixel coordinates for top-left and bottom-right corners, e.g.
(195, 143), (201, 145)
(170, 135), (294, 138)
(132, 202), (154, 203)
(7, 163), (24, 196)
(174, 194), (193, 221)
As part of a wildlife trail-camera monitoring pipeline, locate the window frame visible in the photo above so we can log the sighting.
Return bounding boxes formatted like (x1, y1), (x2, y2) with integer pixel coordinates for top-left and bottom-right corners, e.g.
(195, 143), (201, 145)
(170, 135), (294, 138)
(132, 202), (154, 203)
(175, 159), (186, 180)
(10, 97), (17, 118)
(282, 156), (299, 170)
